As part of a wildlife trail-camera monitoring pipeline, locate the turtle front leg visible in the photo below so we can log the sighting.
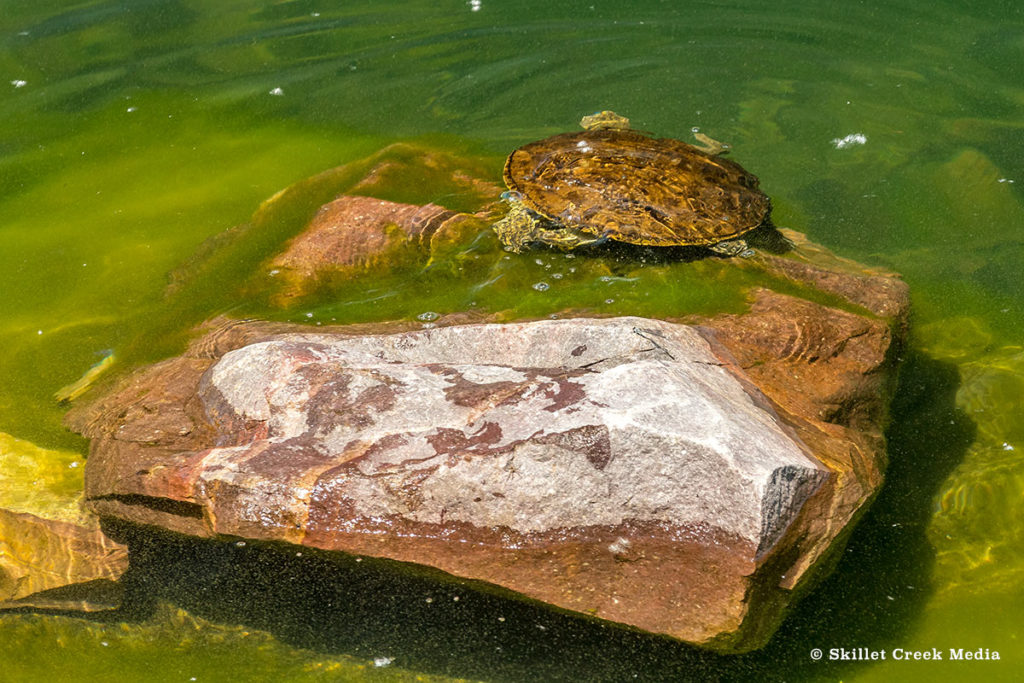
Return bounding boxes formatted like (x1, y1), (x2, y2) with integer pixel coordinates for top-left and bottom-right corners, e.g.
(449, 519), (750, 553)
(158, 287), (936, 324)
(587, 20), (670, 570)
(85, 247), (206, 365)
(492, 199), (608, 253)
(491, 201), (540, 253)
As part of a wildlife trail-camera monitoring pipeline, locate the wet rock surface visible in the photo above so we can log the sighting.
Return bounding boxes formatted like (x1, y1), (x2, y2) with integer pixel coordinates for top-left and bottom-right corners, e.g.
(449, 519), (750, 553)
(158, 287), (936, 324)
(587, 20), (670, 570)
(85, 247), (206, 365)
(69, 273), (905, 650)
(0, 433), (127, 611)
(268, 195), (487, 302)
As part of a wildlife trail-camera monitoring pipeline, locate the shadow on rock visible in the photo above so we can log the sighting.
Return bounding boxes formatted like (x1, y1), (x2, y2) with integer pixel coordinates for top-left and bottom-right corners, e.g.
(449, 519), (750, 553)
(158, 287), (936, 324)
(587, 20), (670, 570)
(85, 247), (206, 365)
(733, 349), (975, 679)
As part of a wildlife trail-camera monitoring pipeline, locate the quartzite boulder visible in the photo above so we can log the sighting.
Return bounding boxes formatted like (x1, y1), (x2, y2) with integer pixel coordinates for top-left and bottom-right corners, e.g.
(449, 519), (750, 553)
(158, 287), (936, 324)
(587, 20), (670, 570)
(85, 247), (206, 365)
(69, 289), (903, 651)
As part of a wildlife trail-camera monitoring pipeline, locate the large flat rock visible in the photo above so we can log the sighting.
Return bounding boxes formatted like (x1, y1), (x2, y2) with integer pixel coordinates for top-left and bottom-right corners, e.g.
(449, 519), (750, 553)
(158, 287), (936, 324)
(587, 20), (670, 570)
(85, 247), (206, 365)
(70, 295), (901, 650)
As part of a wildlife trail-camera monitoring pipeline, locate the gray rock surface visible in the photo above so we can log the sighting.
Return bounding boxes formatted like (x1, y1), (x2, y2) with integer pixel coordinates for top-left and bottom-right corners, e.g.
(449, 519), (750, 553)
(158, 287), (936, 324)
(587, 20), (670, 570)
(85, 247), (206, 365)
(200, 318), (827, 554)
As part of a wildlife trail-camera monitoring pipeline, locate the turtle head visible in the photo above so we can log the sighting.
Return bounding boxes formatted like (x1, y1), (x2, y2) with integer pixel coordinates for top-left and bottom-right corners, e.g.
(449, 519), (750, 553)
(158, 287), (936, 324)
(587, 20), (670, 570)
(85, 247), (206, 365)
(580, 111), (631, 131)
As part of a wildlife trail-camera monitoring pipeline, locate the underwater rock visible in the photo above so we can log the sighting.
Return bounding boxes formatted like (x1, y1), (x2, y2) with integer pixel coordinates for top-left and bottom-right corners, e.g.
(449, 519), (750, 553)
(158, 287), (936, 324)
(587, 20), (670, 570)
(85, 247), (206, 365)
(0, 433), (127, 611)
(928, 345), (1024, 597)
(69, 286), (903, 651)
(268, 195), (486, 301)
(160, 141), (501, 313)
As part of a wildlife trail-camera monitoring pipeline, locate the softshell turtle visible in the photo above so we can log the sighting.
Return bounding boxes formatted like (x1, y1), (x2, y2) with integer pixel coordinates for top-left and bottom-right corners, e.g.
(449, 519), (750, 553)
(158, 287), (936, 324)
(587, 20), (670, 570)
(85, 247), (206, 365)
(493, 111), (771, 256)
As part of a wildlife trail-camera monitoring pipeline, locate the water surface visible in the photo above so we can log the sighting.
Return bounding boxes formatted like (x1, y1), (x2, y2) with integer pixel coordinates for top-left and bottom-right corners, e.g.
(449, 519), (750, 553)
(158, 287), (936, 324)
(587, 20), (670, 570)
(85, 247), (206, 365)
(1, 1), (1022, 680)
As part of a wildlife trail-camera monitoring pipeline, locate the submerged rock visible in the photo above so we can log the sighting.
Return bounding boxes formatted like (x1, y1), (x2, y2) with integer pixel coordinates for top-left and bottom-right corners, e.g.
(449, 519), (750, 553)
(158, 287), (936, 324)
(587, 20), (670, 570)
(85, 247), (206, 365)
(267, 195), (488, 302)
(929, 345), (1024, 596)
(0, 433), (127, 611)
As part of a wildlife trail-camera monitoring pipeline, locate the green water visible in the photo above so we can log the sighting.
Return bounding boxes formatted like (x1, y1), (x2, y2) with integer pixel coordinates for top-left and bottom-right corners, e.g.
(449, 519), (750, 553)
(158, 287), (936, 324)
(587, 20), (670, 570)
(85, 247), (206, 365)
(1, 0), (1022, 680)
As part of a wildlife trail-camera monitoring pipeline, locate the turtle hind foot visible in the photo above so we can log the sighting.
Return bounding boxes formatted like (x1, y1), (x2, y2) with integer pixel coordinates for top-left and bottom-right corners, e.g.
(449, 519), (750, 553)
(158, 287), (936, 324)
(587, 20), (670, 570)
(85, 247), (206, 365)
(535, 226), (607, 252)
(691, 131), (731, 156)
(708, 239), (754, 258)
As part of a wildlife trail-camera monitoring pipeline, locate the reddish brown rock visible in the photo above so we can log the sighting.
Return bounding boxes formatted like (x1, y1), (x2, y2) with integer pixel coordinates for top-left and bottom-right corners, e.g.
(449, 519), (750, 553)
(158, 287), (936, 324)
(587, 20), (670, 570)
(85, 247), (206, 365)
(0, 433), (127, 611)
(0, 509), (126, 611)
(69, 272), (905, 651)
(162, 142), (502, 306)
(268, 196), (486, 301)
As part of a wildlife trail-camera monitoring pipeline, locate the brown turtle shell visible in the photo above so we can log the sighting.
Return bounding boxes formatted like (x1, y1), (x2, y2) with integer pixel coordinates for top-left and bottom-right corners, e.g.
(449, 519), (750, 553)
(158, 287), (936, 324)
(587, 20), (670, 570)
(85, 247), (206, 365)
(503, 128), (770, 247)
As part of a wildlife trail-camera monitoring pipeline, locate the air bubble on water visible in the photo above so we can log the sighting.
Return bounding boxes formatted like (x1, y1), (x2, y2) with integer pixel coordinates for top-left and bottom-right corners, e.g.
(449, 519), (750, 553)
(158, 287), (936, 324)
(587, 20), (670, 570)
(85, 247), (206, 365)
(417, 311), (440, 322)
(532, 282), (550, 291)
(305, 312), (314, 318)
(552, 273), (563, 279)
(534, 258), (545, 266)
(373, 657), (394, 668)
(691, 126), (700, 133)
(605, 298), (615, 304)
(832, 133), (867, 149)
(268, 87), (284, 96)
(425, 597), (434, 603)
(468, 0), (482, 11)
(11, 80), (27, 88)
(549, 314), (559, 319)
(235, 541), (246, 547)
